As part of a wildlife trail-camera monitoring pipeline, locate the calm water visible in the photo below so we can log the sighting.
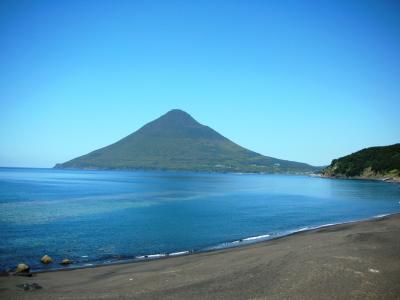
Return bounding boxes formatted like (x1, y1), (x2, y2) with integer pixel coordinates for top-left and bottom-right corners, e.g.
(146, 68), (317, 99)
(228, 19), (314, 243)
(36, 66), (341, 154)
(1, 168), (399, 271)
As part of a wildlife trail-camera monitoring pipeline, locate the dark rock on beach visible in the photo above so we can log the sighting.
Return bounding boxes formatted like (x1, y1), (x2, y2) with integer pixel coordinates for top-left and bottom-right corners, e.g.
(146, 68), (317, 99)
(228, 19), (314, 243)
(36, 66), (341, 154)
(16, 283), (42, 291)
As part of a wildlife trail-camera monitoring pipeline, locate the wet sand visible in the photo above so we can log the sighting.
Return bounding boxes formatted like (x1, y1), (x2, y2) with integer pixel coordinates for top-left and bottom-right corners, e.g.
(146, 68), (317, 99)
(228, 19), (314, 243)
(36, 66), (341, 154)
(1, 214), (400, 299)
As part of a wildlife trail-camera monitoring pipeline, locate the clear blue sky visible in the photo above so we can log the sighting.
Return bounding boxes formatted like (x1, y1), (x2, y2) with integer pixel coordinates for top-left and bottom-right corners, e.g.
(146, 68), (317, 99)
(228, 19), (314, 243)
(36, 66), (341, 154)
(0, 0), (399, 167)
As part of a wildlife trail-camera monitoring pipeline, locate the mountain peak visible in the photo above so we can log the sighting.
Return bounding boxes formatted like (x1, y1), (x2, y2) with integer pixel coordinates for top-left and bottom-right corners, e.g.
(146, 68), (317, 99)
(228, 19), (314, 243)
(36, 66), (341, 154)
(166, 109), (190, 115)
(135, 109), (202, 135)
(55, 110), (317, 173)
(135, 109), (218, 139)
(157, 109), (198, 124)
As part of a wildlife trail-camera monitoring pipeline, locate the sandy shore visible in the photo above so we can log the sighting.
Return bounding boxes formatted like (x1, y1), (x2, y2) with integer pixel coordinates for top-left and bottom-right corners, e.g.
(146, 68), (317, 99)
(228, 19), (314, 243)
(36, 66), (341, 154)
(1, 214), (400, 299)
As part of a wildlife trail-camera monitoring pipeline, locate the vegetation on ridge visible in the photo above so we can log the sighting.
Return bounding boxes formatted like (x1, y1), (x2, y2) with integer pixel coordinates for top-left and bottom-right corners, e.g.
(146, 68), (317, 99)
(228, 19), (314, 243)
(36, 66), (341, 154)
(322, 143), (400, 179)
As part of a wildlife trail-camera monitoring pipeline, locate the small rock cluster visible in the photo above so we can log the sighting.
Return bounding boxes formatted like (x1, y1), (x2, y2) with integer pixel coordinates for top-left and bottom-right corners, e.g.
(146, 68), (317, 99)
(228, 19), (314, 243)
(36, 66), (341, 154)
(39, 254), (73, 266)
(13, 254), (73, 276)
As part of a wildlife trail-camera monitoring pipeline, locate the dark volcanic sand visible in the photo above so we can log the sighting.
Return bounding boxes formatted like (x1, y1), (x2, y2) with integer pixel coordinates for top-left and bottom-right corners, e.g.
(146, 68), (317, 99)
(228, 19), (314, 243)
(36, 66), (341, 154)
(1, 214), (400, 299)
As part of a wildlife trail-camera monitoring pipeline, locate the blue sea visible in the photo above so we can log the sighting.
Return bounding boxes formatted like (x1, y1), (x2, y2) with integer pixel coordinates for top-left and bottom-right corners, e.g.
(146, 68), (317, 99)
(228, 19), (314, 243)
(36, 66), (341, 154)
(1, 167), (399, 272)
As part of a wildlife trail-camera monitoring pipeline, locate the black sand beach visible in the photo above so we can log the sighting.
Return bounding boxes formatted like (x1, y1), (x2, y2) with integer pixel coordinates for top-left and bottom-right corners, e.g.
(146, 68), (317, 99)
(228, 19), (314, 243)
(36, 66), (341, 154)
(1, 214), (400, 299)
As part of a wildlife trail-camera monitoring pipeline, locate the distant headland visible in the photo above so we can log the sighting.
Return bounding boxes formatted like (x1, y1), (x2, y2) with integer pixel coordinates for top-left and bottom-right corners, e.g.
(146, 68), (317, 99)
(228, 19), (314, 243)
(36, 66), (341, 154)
(322, 143), (400, 183)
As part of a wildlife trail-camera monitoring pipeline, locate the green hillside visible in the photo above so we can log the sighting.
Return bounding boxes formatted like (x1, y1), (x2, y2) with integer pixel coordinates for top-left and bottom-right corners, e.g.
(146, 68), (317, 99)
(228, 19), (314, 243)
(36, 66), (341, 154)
(55, 109), (318, 173)
(322, 144), (400, 179)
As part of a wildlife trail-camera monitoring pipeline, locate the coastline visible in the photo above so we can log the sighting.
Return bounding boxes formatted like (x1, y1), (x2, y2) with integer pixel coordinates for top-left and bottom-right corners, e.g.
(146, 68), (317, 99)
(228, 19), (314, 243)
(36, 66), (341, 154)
(315, 173), (400, 184)
(1, 213), (400, 299)
(7, 212), (400, 275)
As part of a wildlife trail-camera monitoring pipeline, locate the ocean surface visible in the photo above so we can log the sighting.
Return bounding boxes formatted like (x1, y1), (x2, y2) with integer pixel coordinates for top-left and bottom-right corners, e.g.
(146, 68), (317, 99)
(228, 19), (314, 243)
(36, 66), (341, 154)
(1, 167), (400, 272)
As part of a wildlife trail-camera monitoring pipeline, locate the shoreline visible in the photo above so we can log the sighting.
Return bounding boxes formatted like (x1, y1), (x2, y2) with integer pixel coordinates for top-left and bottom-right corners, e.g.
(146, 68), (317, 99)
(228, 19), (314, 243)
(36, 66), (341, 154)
(10, 212), (400, 275)
(1, 213), (400, 299)
(316, 173), (400, 184)
(1, 166), (316, 176)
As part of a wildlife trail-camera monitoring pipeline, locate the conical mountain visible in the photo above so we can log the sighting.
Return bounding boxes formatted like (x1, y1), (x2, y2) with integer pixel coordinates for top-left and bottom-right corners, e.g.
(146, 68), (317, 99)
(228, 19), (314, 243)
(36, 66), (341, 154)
(55, 109), (316, 173)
